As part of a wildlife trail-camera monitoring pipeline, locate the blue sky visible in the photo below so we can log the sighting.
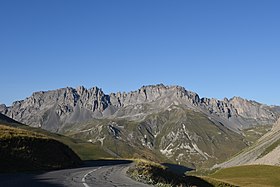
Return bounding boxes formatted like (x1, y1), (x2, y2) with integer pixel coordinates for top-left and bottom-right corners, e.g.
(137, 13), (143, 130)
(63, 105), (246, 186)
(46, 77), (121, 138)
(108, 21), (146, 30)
(0, 0), (279, 106)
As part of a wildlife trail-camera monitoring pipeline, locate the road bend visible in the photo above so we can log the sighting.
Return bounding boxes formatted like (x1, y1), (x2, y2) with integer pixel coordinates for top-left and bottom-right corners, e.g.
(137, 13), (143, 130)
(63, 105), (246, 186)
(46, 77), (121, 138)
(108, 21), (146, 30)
(0, 160), (152, 187)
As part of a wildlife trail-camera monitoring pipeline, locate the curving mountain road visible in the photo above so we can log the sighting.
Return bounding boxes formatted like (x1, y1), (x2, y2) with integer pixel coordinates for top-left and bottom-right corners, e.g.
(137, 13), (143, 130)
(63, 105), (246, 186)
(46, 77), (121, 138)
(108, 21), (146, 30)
(0, 160), (152, 187)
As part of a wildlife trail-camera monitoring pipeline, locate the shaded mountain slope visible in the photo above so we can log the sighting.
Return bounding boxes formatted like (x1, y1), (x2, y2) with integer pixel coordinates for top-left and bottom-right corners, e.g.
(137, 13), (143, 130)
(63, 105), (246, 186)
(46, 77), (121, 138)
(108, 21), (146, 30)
(0, 113), (21, 125)
(0, 123), (81, 172)
(0, 114), (111, 172)
(0, 114), (111, 162)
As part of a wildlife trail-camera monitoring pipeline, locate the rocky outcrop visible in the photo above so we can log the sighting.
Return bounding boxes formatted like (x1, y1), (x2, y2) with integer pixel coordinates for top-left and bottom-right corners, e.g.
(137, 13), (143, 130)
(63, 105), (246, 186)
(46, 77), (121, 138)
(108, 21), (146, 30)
(230, 97), (276, 121)
(0, 84), (279, 132)
(0, 87), (110, 131)
(199, 96), (278, 130)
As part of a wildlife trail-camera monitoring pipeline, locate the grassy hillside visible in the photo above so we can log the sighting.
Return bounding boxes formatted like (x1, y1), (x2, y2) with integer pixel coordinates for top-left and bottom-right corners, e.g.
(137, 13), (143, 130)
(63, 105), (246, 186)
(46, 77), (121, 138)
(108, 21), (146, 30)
(242, 125), (272, 146)
(150, 108), (247, 168)
(127, 159), (239, 187)
(64, 118), (170, 163)
(208, 165), (280, 187)
(62, 107), (247, 169)
(3, 122), (112, 161)
(258, 138), (280, 159)
(127, 159), (214, 187)
(0, 124), (81, 172)
(0, 112), (111, 160)
(214, 119), (280, 168)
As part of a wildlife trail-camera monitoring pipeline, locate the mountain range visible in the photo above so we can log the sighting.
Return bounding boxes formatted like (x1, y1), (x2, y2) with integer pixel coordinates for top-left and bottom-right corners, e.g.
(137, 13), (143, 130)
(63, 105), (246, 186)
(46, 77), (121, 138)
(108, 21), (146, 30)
(1, 84), (280, 169)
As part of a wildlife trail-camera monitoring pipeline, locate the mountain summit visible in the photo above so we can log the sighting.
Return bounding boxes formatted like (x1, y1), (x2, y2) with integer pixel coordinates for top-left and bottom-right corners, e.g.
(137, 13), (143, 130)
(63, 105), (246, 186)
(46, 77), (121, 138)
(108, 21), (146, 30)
(1, 84), (278, 132)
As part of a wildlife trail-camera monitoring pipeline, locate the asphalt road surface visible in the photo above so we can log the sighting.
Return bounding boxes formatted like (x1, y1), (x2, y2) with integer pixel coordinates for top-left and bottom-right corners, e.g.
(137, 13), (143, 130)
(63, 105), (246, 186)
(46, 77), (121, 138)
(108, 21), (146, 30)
(0, 160), (152, 187)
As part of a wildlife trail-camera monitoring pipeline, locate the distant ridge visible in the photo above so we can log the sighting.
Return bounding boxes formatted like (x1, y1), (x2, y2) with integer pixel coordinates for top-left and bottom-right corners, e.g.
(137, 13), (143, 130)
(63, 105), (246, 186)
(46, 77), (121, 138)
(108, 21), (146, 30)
(1, 84), (279, 132)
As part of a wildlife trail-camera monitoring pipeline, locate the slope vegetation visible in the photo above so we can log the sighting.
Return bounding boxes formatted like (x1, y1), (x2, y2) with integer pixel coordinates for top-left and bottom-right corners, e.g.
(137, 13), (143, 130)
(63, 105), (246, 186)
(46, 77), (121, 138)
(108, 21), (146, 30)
(0, 124), (81, 172)
(0, 113), (112, 172)
(63, 106), (247, 169)
(0, 113), (111, 161)
(11, 123), (112, 161)
(214, 118), (280, 168)
(209, 165), (280, 187)
(127, 159), (214, 187)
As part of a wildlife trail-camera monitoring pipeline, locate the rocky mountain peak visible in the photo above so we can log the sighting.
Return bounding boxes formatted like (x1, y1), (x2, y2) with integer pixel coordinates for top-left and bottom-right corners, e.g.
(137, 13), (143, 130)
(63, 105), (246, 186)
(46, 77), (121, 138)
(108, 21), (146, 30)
(0, 84), (279, 132)
(229, 96), (275, 120)
(0, 104), (7, 113)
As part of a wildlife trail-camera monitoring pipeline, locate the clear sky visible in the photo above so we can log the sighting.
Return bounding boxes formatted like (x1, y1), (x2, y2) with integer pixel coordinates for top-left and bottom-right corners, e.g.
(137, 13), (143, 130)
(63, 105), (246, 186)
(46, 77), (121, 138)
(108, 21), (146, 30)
(0, 0), (279, 106)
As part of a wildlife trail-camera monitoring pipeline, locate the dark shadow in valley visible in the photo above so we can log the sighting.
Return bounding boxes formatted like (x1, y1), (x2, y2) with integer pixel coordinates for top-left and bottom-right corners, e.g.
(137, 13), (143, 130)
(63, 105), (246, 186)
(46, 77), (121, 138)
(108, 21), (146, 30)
(0, 173), (65, 187)
(0, 160), (133, 187)
(162, 163), (194, 175)
(161, 163), (214, 187)
(185, 175), (214, 187)
(82, 159), (133, 167)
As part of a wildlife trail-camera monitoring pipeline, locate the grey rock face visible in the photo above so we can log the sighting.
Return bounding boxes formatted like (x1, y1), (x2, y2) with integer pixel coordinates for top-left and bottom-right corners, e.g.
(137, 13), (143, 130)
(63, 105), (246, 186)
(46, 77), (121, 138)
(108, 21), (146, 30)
(0, 84), (279, 132)
(200, 97), (277, 130)
(0, 104), (7, 114)
(0, 87), (109, 131)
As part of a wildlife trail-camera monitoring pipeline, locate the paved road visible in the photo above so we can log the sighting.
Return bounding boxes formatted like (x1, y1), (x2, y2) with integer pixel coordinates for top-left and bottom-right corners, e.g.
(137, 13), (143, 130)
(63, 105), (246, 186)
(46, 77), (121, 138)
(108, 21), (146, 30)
(0, 160), (152, 187)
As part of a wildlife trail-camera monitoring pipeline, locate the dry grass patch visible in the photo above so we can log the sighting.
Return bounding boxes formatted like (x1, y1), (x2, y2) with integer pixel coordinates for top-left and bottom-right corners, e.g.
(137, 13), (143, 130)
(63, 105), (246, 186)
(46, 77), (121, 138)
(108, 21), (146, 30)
(209, 165), (280, 187)
(127, 159), (213, 187)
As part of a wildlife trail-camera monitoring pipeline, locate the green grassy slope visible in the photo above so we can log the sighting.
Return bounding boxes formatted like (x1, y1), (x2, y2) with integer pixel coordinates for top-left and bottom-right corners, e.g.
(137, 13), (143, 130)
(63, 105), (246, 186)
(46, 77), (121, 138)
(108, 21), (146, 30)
(151, 108), (247, 168)
(4, 123), (112, 161)
(0, 112), (112, 172)
(242, 125), (272, 146)
(64, 118), (170, 163)
(208, 165), (280, 187)
(62, 106), (248, 169)
(0, 112), (111, 160)
(127, 159), (239, 187)
(127, 159), (214, 187)
(0, 124), (81, 172)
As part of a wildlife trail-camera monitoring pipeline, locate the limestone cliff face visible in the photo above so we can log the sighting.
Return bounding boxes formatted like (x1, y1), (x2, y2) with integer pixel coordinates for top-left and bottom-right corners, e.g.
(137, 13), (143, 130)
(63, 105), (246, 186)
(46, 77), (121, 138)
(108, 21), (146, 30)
(229, 97), (276, 120)
(109, 84), (200, 108)
(0, 84), (279, 132)
(199, 96), (278, 129)
(0, 87), (109, 131)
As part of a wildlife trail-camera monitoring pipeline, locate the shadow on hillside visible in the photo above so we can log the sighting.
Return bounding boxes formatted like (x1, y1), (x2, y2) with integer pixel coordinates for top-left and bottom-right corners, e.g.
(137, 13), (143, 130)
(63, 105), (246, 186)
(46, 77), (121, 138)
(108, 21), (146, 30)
(186, 175), (214, 187)
(161, 163), (214, 187)
(0, 160), (214, 187)
(0, 173), (64, 187)
(82, 159), (133, 167)
(162, 163), (194, 175)
(0, 160), (133, 187)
